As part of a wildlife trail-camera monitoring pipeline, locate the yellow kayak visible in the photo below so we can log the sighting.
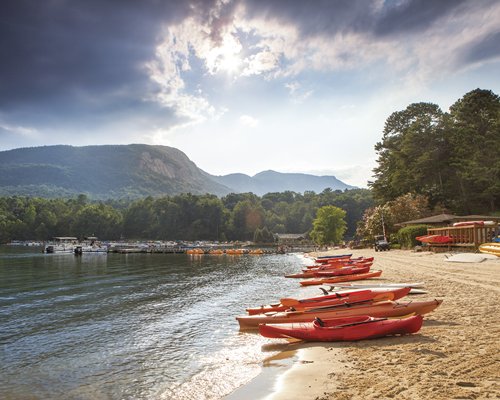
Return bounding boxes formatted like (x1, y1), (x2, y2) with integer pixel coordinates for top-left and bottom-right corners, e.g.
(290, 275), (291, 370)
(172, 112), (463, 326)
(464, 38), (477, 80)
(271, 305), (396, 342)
(479, 242), (500, 256)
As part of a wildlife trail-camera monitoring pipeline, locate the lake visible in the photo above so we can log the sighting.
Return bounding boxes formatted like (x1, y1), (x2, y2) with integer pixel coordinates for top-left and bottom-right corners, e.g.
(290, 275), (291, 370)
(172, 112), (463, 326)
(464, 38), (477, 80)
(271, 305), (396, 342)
(0, 246), (311, 399)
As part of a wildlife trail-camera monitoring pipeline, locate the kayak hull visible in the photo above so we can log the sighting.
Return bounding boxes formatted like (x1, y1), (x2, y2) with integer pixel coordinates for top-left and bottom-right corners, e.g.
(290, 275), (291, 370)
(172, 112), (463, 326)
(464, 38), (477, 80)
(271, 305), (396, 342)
(259, 314), (424, 341)
(245, 287), (411, 315)
(237, 299), (442, 330)
(300, 270), (382, 286)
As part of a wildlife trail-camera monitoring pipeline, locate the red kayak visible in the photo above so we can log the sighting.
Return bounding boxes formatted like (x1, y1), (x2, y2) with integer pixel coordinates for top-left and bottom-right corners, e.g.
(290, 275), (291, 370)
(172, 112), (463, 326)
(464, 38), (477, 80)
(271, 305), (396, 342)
(258, 314), (423, 341)
(245, 287), (411, 315)
(300, 270), (382, 286)
(416, 235), (453, 244)
(237, 299), (442, 330)
(307, 257), (374, 268)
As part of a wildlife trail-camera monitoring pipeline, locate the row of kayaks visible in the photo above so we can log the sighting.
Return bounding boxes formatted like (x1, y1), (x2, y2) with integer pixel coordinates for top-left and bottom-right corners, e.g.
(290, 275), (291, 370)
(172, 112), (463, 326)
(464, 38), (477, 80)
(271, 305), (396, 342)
(236, 253), (442, 342)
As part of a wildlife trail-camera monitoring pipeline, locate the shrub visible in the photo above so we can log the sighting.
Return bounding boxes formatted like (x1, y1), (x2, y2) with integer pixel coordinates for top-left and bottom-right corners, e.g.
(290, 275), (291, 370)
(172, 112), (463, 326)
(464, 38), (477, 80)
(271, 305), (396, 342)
(397, 225), (429, 249)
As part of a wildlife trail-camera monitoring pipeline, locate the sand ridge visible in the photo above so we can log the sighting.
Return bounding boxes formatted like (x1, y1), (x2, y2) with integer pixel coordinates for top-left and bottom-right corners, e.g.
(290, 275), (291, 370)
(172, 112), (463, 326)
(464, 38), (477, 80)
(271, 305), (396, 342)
(265, 249), (500, 400)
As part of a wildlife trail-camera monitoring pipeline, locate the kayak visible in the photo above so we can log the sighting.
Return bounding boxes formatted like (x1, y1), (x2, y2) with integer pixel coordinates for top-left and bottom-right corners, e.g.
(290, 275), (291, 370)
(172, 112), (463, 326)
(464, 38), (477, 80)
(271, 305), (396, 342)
(416, 235), (453, 244)
(479, 242), (500, 256)
(259, 314), (423, 341)
(236, 299), (442, 330)
(313, 265), (370, 277)
(286, 263), (372, 279)
(452, 220), (495, 227)
(309, 256), (373, 267)
(245, 287), (411, 315)
(305, 258), (373, 270)
(315, 254), (352, 259)
(331, 282), (425, 289)
(299, 270), (382, 286)
(328, 283), (426, 294)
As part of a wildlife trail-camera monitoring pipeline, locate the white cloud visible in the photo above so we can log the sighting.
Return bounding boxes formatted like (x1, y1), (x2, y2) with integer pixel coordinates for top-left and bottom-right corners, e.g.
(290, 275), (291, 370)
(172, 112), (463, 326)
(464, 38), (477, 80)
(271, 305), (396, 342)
(285, 81), (312, 103)
(0, 122), (39, 138)
(239, 114), (259, 127)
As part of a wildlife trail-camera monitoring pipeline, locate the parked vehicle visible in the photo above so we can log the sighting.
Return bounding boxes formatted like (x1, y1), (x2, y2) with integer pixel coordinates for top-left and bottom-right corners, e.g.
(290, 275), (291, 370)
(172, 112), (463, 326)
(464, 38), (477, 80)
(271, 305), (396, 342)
(374, 235), (390, 251)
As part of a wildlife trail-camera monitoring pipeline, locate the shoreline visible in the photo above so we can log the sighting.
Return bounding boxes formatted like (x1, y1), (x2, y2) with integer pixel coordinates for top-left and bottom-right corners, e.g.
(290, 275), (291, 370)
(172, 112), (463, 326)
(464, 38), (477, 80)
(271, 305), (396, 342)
(230, 248), (500, 399)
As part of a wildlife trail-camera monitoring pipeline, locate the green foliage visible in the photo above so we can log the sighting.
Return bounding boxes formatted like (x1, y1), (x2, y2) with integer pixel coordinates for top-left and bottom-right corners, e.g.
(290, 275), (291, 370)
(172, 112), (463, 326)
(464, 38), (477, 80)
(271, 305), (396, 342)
(396, 225), (429, 249)
(0, 189), (373, 243)
(356, 193), (432, 240)
(310, 206), (347, 245)
(370, 89), (500, 214)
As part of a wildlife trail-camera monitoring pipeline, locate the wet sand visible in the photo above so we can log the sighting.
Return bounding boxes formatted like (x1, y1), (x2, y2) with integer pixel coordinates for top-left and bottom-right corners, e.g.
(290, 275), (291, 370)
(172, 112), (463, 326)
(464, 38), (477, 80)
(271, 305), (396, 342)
(246, 249), (500, 400)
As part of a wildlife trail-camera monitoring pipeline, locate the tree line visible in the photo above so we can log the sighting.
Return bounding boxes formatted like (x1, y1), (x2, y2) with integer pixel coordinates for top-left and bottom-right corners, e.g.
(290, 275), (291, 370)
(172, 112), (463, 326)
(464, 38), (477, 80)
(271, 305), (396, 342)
(0, 189), (373, 243)
(370, 88), (500, 214)
(357, 88), (500, 246)
(2, 88), (497, 246)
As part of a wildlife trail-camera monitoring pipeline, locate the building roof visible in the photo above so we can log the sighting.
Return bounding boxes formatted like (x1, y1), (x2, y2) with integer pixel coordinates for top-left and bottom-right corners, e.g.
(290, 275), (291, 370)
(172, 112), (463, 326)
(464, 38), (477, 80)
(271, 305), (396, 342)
(398, 214), (458, 226)
(398, 213), (500, 226)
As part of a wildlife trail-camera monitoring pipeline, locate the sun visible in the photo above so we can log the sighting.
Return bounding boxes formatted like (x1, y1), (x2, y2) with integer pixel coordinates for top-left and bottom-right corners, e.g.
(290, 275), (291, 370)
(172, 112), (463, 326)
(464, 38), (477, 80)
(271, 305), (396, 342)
(214, 33), (243, 74)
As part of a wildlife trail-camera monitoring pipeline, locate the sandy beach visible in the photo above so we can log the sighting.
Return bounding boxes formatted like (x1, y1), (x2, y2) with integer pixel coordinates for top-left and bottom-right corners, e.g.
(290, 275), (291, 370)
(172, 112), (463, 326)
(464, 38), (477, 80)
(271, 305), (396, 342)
(251, 249), (500, 400)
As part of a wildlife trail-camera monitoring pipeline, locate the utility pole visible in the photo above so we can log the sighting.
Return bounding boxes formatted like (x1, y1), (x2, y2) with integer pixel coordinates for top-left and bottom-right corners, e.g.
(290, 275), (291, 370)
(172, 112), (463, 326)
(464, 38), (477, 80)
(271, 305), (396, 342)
(381, 211), (387, 241)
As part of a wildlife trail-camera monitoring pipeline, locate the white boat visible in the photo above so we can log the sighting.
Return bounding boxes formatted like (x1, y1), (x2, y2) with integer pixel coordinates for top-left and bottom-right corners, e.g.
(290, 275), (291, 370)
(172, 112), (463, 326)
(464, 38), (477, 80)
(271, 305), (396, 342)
(74, 237), (108, 254)
(44, 237), (78, 253)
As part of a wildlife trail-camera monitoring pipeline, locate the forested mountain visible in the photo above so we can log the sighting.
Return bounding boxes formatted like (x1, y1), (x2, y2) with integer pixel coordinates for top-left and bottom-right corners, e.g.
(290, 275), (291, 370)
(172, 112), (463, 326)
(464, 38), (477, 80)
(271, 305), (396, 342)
(0, 144), (355, 199)
(212, 170), (355, 195)
(370, 88), (500, 214)
(0, 144), (232, 198)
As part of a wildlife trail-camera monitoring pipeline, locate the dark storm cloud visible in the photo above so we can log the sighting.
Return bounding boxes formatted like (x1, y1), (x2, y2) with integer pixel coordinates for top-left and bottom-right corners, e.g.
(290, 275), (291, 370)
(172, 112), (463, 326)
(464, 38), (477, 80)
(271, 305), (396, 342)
(373, 0), (468, 36)
(460, 30), (500, 65)
(242, 0), (374, 36)
(0, 0), (189, 110)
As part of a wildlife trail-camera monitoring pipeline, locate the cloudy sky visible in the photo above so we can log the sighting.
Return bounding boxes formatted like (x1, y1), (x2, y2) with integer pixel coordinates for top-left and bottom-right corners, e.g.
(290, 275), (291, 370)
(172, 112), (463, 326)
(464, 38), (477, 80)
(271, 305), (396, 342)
(1, 0), (499, 187)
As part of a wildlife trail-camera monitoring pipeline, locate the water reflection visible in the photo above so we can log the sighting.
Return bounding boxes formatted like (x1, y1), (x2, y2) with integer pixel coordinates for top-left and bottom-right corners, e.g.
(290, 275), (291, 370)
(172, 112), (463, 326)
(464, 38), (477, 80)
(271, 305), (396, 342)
(0, 247), (308, 399)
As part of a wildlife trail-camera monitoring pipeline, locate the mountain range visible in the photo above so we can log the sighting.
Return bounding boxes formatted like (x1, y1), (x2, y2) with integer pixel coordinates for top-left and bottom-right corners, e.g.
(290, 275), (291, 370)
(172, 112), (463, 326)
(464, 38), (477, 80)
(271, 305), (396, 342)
(0, 144), (355, 199)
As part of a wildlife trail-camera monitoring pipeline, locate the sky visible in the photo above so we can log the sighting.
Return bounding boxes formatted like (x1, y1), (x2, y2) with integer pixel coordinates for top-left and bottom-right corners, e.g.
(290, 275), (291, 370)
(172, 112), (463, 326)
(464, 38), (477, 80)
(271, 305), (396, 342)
(1, 0), (500, 187)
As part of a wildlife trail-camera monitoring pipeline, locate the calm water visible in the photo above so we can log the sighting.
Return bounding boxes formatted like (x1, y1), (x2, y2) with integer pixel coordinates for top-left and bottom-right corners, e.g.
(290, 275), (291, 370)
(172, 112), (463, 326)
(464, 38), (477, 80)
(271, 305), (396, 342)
(0, 246), (310, 399)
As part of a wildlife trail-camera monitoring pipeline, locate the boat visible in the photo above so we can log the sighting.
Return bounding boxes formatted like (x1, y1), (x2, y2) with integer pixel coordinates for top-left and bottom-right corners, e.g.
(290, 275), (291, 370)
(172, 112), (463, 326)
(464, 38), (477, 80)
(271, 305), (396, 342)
(331, 282), (425, 289)
(416, 235), (453, 244)
(286, 263), (372, 279)
(44, 237), (78, 253)
(249, 249), (264, 255)
(478, 242), (500, 256)
(315, 254), (352, 260)
(313, 265), (371, 277)
(314, 255), (352, 264)
(299, 270), (382, 286)
(452, 220), (495, 227)
(186, 248), (205, 255)
(330, 283), (428, 295)
(305, 257), (374, 269)
(258, 314), (423, 341)
(236, 299), (442, 330)
(245, 287), (411, 315)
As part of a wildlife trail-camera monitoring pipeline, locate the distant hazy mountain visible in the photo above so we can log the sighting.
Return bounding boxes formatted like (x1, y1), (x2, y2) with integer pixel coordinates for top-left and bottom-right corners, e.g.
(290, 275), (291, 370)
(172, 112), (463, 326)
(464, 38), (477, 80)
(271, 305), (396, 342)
(0, 145), (355, 199)
(211, 170), (355, 195)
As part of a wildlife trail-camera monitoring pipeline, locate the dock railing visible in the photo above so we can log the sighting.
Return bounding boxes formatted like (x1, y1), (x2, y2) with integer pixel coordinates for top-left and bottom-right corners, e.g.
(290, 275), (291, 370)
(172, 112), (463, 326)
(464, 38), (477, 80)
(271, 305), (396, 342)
(427, 223), (498, 249)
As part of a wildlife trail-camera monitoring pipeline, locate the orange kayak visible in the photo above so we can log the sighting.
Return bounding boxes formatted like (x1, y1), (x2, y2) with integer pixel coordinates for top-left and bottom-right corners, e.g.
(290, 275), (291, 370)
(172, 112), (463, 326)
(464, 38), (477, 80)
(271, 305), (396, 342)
(245, 287), (411, 315)
(236, 299), (442, 330)
(286, 263), (371, 279)
(300, 270), (382, 286)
